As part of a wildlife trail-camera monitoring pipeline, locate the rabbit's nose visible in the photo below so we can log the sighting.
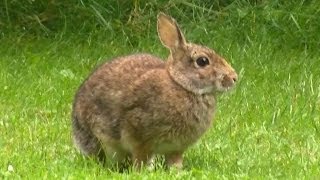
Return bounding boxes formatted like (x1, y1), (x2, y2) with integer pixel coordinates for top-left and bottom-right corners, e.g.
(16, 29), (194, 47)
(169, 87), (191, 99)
(233, 77), (237, 82)
(230, 73), (238, 83)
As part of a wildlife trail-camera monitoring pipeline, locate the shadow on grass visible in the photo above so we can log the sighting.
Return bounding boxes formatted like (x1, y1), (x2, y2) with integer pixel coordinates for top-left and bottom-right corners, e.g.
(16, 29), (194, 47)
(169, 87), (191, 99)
(73, 149), (220, 174)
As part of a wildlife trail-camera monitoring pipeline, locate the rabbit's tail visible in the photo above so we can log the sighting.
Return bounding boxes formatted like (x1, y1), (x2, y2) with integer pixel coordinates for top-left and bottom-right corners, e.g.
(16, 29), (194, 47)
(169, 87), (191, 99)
(72, 115), (106, 162)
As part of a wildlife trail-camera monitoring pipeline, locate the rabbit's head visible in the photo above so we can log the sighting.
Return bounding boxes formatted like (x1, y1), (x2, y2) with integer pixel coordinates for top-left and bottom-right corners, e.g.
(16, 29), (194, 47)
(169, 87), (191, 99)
(157, 13), (237, 95)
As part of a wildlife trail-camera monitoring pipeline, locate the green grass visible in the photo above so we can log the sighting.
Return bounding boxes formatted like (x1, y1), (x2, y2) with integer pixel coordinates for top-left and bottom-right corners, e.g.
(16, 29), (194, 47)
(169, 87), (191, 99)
(1, 0), (320, 179)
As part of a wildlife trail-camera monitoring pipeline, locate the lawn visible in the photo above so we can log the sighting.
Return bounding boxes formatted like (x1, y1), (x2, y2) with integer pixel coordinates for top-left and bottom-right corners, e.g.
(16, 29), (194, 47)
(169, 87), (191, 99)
(1, 1), (320, 179)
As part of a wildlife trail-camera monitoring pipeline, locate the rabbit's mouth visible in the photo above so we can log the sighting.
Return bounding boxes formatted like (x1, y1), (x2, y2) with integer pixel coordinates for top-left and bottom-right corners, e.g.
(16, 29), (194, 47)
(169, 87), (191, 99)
(215, 82), (234, 92)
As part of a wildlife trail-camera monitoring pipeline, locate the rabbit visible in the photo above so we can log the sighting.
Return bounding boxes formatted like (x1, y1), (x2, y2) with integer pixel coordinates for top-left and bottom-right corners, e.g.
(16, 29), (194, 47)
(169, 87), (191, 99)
(72, 12), (237, 170)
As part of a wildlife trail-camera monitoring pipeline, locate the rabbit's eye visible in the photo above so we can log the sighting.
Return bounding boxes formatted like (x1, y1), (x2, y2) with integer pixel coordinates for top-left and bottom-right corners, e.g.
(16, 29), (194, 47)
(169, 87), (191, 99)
(196, 57), (209, 67)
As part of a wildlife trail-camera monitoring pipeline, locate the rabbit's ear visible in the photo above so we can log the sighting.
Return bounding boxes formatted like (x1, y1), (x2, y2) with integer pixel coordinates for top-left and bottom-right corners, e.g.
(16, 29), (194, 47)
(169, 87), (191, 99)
(157, 13), (187, 51)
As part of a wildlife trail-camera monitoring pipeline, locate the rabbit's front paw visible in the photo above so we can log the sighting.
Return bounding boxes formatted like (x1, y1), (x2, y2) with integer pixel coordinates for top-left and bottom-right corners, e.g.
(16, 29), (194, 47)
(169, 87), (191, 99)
(165, 152), (183, 170)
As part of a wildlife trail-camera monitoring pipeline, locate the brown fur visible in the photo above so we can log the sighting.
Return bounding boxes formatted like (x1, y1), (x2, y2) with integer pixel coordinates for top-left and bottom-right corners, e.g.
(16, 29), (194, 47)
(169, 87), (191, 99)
(72, 13), (237, 169)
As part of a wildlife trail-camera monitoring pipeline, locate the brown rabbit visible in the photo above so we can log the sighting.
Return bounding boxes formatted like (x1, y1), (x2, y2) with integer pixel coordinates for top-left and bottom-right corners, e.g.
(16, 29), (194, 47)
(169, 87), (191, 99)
(72, 13), (237, 169)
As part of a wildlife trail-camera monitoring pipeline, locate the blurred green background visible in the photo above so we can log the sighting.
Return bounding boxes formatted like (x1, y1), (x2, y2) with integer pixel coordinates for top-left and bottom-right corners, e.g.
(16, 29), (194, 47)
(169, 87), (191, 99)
(1, 0), (319, 49)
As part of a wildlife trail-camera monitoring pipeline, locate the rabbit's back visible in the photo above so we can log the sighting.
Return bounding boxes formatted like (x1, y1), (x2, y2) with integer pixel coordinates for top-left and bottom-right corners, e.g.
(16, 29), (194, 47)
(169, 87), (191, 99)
(82, 53), (165, 95)
(72, 54), (165, 140)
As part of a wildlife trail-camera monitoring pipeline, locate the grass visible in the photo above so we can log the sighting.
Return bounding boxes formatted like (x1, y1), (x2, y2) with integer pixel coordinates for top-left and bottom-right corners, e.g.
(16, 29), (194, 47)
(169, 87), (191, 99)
(1, 34), (319, 179)
(1, 0), (320, 179)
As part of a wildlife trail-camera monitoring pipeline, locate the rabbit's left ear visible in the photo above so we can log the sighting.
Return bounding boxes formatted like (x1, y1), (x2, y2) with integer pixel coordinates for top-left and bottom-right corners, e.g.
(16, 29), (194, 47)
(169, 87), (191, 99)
(157, 13), (187, 51)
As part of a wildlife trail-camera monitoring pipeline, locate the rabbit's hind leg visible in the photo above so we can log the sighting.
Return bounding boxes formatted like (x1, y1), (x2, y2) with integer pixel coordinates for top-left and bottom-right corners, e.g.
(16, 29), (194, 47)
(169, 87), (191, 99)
(72, 117), (106, 162)
(98, 141), (131, 170)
